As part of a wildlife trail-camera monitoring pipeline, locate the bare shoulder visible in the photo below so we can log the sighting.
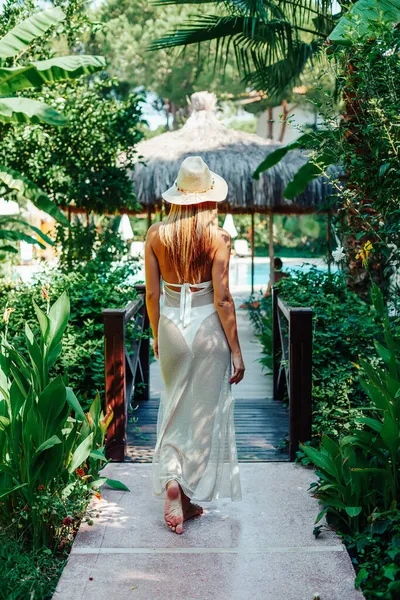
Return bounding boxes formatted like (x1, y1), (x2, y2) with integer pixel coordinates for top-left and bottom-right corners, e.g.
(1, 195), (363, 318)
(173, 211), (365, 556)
(216, 226), (232, 249)
(146, 222), (162, 242)
(216, 226), (231, 242)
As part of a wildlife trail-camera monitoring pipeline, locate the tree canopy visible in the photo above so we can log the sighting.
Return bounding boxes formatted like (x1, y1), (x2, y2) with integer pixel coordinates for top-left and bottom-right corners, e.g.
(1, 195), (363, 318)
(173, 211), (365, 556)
(91, 0), (248, 127)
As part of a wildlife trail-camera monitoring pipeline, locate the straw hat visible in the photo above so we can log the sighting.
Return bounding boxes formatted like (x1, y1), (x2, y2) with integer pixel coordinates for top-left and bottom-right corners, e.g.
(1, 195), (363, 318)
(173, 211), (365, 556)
(162, 156), (228, 205)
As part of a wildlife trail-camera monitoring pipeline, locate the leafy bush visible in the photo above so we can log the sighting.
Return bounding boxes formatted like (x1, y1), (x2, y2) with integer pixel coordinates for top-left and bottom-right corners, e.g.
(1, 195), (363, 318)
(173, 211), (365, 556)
(0, 291), (129, 550)
(300, 282), (400, 598)
(341, 511), (400, 600)
(251, 266), (382, 443)
(0, 222), (142, 410)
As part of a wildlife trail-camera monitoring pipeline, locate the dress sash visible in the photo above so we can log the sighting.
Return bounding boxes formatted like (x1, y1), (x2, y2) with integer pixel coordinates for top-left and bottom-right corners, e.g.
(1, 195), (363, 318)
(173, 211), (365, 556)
(161, 278), (213, 328)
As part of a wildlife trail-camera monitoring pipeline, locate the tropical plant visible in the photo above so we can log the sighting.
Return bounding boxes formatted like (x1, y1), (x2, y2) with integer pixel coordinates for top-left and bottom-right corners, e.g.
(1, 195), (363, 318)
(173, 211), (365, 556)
(150, 0), (335, 96)
(151, 0), (400, 97)
(249, 10), (400, 301)
(0, 219), (142, 409)
(0, 290), (129, 549)
(0, 7), (104, 125)
(0, 6), (105, 251)
(1, 78), (144, 215)
(300, 283), (400, 528)
(298, 282), (400, 596)
(252, 16), (400, 206)
(250, 266), (382, 443)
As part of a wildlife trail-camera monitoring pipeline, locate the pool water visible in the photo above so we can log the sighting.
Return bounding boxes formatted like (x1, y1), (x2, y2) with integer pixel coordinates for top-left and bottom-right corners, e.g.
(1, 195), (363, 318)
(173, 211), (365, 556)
(125, 258), (337, 288)
(229, 260), (337, 287)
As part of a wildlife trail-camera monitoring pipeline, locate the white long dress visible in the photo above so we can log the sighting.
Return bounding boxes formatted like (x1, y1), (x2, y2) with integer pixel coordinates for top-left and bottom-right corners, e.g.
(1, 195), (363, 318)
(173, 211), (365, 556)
(151, 277), (242, 503)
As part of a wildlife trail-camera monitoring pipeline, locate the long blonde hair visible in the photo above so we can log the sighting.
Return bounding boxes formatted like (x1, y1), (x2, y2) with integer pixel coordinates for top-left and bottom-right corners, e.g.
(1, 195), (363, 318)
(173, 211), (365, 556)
(158, 201), (219, 283)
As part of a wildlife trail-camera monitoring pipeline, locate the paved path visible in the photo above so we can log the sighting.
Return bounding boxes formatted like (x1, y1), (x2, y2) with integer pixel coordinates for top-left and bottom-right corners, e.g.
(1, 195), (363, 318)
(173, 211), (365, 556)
(54, 462), (364, 600)
(54, 300), (364, 600)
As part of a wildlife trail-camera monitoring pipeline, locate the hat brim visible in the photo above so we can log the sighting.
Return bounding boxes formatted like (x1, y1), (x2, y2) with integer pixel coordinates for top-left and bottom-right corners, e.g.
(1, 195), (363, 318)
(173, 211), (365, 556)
(161, 171), (228, 205)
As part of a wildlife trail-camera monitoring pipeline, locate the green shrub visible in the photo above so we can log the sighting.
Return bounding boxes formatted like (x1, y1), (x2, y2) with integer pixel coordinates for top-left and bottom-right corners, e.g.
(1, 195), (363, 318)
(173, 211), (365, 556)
(0, 260), (142, 411)
(0, 217), (146, 411)
(0, 532), (69, 600)
(341, 511), (400, 600)
(299, 282), (400, 597)
(250, 266), (383, 443)
(0, 291), (129, 549)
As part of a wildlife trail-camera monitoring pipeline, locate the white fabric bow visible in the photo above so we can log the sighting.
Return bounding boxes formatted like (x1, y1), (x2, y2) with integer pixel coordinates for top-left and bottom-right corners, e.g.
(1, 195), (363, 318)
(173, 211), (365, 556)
(180, 283), (193, 328)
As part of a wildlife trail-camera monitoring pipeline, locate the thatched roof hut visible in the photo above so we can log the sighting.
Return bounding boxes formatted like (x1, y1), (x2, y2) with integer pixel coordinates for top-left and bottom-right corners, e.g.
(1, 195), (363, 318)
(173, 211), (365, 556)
(129, 91), (337, 216)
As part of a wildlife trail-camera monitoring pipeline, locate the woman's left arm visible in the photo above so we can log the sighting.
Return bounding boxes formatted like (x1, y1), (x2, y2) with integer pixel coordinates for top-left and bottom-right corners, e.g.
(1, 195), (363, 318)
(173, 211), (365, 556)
(144, 225), (161, 358)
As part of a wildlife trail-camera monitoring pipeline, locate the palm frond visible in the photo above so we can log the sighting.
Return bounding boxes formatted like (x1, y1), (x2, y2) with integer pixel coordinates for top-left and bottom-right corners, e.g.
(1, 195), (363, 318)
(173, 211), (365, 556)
(152, 0), (215, 4)
(150, 14), (294, 56)
(244, 39), (322, 96)
(150, 0), (335, 96)
(150, 14), (302, 80)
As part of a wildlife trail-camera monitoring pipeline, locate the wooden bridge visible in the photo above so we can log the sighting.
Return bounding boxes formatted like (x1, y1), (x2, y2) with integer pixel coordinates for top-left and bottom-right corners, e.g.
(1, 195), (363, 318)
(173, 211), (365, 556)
(103, 284), (313, 464)
(55, 286), (364, 600)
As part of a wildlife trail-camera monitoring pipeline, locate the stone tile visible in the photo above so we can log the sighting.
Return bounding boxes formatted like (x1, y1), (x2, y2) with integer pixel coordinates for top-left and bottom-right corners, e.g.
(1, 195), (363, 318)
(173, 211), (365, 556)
(54, 550), (364, 600)
(54, 292), (364, 600)
(73, 463), (339, 549)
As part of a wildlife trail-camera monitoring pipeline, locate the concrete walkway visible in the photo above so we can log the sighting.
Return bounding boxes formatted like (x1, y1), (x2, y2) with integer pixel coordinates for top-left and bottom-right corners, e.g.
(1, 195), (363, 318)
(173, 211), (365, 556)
(54, 301), (364, 600)
(54, 463), (363, 600)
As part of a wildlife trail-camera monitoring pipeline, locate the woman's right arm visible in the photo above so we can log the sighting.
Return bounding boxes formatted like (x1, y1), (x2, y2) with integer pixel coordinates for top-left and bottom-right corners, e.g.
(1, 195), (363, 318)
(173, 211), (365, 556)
(212, 229), (245, 385)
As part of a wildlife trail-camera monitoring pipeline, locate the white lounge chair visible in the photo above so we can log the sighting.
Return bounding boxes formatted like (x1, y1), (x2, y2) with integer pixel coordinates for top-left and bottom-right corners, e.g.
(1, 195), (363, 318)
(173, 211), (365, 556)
(234, 239), (252, 257)
(130, 241), (145, 258)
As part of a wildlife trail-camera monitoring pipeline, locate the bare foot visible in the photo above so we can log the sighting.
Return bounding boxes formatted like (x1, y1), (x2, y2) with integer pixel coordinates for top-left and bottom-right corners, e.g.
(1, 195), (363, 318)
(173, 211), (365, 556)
(182, 500), (203, 521)
(164, 481), (204, 533)
(164, 480), (184, 534)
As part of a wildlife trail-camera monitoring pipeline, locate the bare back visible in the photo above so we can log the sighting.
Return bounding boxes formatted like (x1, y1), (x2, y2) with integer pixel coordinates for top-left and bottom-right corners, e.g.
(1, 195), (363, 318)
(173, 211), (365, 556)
(149, 221), (230, 293)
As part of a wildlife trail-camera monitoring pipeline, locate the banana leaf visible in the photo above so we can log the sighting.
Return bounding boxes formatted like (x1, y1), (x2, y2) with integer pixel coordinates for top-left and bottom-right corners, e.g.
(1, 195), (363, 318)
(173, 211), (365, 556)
(0, 7), (66, 60)
(0, 55), (106, 94)
(3, 217), (54, 245)
(329, 0), (400, 45)
(253, 131), (330, 179)
(0, 166), (70, 227)
(0, 228), (46, 248)
(0, 97), (67, 126)
(283, 149), (336, 199)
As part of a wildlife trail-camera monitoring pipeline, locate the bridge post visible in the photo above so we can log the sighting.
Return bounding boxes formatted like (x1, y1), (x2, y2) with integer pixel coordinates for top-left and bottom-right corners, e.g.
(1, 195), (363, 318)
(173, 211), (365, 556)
(103, 308), (127, 462)
(134, 283), (150, 401)
(288, 308), (313, 460)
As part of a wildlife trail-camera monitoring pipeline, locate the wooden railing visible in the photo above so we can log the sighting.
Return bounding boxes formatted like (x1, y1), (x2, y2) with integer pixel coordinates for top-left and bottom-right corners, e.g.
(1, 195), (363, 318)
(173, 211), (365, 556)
(103, 283), (150, 461)
(272, 286), (313, 461)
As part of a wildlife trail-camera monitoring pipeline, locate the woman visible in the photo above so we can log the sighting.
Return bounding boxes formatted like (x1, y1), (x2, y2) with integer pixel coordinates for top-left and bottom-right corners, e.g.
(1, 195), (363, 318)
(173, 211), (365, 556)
(144, 156), (245, 535)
